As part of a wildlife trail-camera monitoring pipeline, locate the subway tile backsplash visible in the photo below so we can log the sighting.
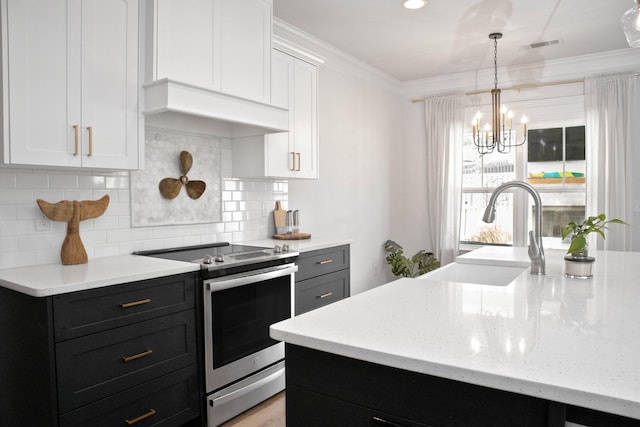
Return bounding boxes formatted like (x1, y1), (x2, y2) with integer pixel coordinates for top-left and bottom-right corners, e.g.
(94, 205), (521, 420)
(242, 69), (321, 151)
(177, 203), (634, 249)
(0, 137), (288, 269)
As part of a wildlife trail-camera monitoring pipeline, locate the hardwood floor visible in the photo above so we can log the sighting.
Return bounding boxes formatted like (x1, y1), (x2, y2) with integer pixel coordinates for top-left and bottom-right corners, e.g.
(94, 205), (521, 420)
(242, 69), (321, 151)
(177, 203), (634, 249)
(220, 391), (286, 427)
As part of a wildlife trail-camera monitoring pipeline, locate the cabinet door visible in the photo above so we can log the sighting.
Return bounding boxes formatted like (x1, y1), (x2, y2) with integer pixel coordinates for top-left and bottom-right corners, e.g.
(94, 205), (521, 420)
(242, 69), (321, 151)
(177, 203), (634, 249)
(292, 58), (318, 178)
(265, 50), (295, 177)
(218, 0), (272, 103)
(2, 0), (140, 169)
(152, 0), (271, 103)
(265, 52), (318, 179)
(3, 0), (82, 167)
(81, 0), (139, 169)
(153, 0), (215, 88)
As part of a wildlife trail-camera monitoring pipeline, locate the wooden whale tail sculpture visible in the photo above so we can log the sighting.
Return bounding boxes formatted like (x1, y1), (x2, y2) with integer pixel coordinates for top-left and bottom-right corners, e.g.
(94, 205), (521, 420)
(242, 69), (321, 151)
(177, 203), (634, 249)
(37, 195), (110, 265)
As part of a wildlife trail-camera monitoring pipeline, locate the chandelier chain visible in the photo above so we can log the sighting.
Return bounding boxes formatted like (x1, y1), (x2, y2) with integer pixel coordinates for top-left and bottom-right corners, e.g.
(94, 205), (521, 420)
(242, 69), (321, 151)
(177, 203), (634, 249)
(493, 37), (498, 90)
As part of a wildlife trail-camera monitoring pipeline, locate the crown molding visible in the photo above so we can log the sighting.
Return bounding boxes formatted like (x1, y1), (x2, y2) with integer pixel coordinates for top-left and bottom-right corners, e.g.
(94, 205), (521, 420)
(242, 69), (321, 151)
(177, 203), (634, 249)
(272, 34), (326, 66)
(273, 18), (401, 92)
(400, 48), (640, 99)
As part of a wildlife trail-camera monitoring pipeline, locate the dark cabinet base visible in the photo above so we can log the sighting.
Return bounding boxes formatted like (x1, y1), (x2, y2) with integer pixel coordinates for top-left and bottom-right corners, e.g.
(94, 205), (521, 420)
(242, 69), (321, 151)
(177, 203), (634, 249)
(0, 273), (202, 427)
(285, 344), (640, 427)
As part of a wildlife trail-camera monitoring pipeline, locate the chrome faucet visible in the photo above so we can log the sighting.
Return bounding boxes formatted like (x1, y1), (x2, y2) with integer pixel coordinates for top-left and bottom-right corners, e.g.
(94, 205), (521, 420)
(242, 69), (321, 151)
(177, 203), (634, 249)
(482, 181), (545, 275)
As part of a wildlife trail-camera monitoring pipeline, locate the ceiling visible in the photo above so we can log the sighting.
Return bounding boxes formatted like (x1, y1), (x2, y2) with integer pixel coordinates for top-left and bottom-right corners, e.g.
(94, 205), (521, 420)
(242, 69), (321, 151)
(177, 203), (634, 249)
(273, 0), (635, 82)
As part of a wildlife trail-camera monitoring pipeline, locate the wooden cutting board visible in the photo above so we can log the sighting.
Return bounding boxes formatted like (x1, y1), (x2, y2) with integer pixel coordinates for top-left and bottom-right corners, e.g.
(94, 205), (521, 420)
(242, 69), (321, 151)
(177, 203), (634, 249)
(273, 201), (287, 234)
(273, 233), (311, 240)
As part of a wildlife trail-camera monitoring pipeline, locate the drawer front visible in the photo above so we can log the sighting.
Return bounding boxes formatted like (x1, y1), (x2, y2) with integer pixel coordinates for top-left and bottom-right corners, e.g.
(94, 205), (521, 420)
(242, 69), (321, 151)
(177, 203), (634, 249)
(59, 366), (200, 427)
(287, 385), (429, 427)
(54, 272), (196, 341)
(296, 245), (350, 281)
(295, 269), (350, 315)
(56, 310), (197, 413)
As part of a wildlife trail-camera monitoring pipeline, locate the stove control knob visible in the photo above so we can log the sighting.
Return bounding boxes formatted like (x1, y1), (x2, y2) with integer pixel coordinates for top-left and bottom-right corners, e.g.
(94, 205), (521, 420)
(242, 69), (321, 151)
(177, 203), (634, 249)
(215, 253), (225, 263)
(282, 244), (290, 253)
(274, 245), (282, 253)
(202, 254), (213, 264)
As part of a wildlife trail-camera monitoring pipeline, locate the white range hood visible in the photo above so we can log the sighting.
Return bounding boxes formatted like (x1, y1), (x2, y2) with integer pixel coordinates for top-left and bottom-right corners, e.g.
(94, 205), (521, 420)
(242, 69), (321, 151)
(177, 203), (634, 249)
(144, 79), (289, 138)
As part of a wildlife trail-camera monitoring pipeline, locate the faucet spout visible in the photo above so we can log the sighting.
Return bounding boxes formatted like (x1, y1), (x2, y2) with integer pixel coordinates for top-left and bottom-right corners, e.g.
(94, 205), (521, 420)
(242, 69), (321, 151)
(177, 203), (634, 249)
(482, 181), (545, 275)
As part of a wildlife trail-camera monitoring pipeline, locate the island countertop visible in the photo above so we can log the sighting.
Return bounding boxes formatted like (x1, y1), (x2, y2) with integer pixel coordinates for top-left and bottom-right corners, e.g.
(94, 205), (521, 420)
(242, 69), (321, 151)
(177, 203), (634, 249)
(270, 248), (640, 420)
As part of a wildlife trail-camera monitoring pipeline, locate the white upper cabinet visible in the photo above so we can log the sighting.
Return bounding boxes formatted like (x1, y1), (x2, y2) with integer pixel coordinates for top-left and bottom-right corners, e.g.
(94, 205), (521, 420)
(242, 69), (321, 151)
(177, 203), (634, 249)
(1, 0), (141, 169)
(150, 0), (272, 104)
(233, 43), (323, 179)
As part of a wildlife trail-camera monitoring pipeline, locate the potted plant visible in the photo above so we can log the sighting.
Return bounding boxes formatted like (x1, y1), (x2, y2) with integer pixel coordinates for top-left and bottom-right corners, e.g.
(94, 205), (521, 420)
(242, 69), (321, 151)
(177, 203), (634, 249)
(560, 214), (627, 278)
(383, 240), (440, 278)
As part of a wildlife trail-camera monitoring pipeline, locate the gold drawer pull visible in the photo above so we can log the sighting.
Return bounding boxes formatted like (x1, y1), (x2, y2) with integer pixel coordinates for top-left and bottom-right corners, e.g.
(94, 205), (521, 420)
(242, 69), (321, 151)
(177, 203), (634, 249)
(290, 151), (296, 171)
(318, 259), (333, 265)
(296, 152), (301, 171)
(122, 349), (153, 363)
(120, 298), (151, 308)
(125, 408), (157, 425)
(318, 292), (333, 299)
(87, 126), (93, 156)
(73, 125), (79, 156)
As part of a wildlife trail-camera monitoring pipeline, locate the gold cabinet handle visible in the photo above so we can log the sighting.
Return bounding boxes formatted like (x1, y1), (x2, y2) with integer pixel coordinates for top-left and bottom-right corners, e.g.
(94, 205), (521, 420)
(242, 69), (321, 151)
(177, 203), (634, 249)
(120, 298), (151, 308)
(73, 125), (79, 156)
(318, 292), (333, 299)
(122, 349), (153, 363)
(319, 259), (333, 265)
(296, 152), (301, 171)
(125, 408), (157, 425)
(290, 151), (296, 171)
(87, 126), (93, 156)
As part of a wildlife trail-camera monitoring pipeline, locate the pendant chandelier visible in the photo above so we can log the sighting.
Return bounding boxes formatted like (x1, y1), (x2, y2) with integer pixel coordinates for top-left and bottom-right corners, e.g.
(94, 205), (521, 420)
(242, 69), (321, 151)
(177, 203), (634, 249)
(472, 33), (528, 155)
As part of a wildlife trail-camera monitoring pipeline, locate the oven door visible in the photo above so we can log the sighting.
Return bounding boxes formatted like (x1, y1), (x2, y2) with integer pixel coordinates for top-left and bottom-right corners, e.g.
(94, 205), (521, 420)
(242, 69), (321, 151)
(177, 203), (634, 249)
(203, 263), (297, 392)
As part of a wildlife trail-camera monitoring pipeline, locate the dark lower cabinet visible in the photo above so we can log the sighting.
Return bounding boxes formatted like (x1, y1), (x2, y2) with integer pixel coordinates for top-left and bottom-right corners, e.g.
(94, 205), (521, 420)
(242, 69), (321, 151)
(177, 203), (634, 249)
(285, 344), (640, 427)
(295, 244), (350, 315)
(0, 272), (202, 427)
(59, 367), (199, 427)
(288, 385), (429, 427)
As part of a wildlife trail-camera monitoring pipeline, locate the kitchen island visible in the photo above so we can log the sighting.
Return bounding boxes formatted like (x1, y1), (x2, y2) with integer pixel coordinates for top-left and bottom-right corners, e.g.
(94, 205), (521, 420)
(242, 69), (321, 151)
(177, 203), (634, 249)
(270, 248), (640, 426)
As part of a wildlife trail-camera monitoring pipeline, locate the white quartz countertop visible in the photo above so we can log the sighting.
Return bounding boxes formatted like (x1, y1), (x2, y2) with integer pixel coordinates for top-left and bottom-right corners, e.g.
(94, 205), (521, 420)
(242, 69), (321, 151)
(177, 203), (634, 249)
(0, 255), (200, 297)
(0, 239), (349, 297)
(271, 248), (640, 419)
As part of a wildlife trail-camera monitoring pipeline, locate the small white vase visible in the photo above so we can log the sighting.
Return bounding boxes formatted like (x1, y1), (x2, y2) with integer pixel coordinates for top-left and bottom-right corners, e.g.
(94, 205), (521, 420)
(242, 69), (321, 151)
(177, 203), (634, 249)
(564, 255), (595, 279)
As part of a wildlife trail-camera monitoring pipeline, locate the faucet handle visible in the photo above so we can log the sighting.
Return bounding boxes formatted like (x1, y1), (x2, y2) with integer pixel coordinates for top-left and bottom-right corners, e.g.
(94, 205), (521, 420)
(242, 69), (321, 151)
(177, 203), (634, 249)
(528, 230), (545, 275)
(528, 230), (540, 258)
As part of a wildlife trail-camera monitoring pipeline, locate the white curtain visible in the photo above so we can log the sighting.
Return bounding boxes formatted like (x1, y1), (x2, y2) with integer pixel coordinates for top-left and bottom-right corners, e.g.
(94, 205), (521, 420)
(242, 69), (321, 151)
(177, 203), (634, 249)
(424, 93), (465, 265)
(585, 73), (637, 251)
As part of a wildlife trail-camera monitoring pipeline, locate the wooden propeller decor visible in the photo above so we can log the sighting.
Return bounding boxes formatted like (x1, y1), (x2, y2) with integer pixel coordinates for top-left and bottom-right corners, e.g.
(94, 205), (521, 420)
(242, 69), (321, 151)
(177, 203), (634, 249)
(159, 151), (206, 200)
(37, 195), (110, 265)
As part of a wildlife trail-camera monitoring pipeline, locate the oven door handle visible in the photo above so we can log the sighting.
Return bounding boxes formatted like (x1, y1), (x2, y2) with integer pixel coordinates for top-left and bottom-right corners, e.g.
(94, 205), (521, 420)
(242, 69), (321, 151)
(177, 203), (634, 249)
(205, 264), (298, 292)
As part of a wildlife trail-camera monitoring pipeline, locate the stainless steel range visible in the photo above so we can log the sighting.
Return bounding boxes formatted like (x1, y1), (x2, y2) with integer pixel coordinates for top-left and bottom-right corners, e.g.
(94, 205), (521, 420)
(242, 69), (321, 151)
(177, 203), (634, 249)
(134, 242), (298, 426)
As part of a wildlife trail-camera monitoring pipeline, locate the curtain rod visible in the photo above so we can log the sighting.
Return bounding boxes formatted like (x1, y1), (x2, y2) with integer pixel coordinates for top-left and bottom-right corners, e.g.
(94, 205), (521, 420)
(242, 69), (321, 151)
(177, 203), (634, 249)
(411, 73), (640, 103)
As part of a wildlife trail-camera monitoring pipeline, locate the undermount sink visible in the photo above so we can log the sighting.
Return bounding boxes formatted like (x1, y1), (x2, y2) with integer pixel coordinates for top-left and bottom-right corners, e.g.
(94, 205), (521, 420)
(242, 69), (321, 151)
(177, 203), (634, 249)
(417, 262), (527, 286)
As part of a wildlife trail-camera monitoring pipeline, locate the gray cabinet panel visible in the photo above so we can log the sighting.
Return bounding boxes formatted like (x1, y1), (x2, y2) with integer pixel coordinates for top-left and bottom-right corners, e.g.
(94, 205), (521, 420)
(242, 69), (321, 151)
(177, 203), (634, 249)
(295, 245), (350, 315)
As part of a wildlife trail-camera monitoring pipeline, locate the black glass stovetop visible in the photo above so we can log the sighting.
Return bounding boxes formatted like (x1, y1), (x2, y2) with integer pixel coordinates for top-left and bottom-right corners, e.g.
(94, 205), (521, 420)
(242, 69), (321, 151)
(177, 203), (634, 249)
(133, 242), (298, 278)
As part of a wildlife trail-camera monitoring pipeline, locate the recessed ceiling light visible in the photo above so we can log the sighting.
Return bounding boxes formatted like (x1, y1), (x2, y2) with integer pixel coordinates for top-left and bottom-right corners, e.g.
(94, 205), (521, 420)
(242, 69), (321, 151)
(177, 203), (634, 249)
(403, 0), (426, 10)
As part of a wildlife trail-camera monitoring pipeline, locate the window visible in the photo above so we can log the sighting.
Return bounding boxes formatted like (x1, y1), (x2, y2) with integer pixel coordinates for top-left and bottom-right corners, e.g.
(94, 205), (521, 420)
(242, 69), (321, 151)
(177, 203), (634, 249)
(461, 123), (586, 251)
